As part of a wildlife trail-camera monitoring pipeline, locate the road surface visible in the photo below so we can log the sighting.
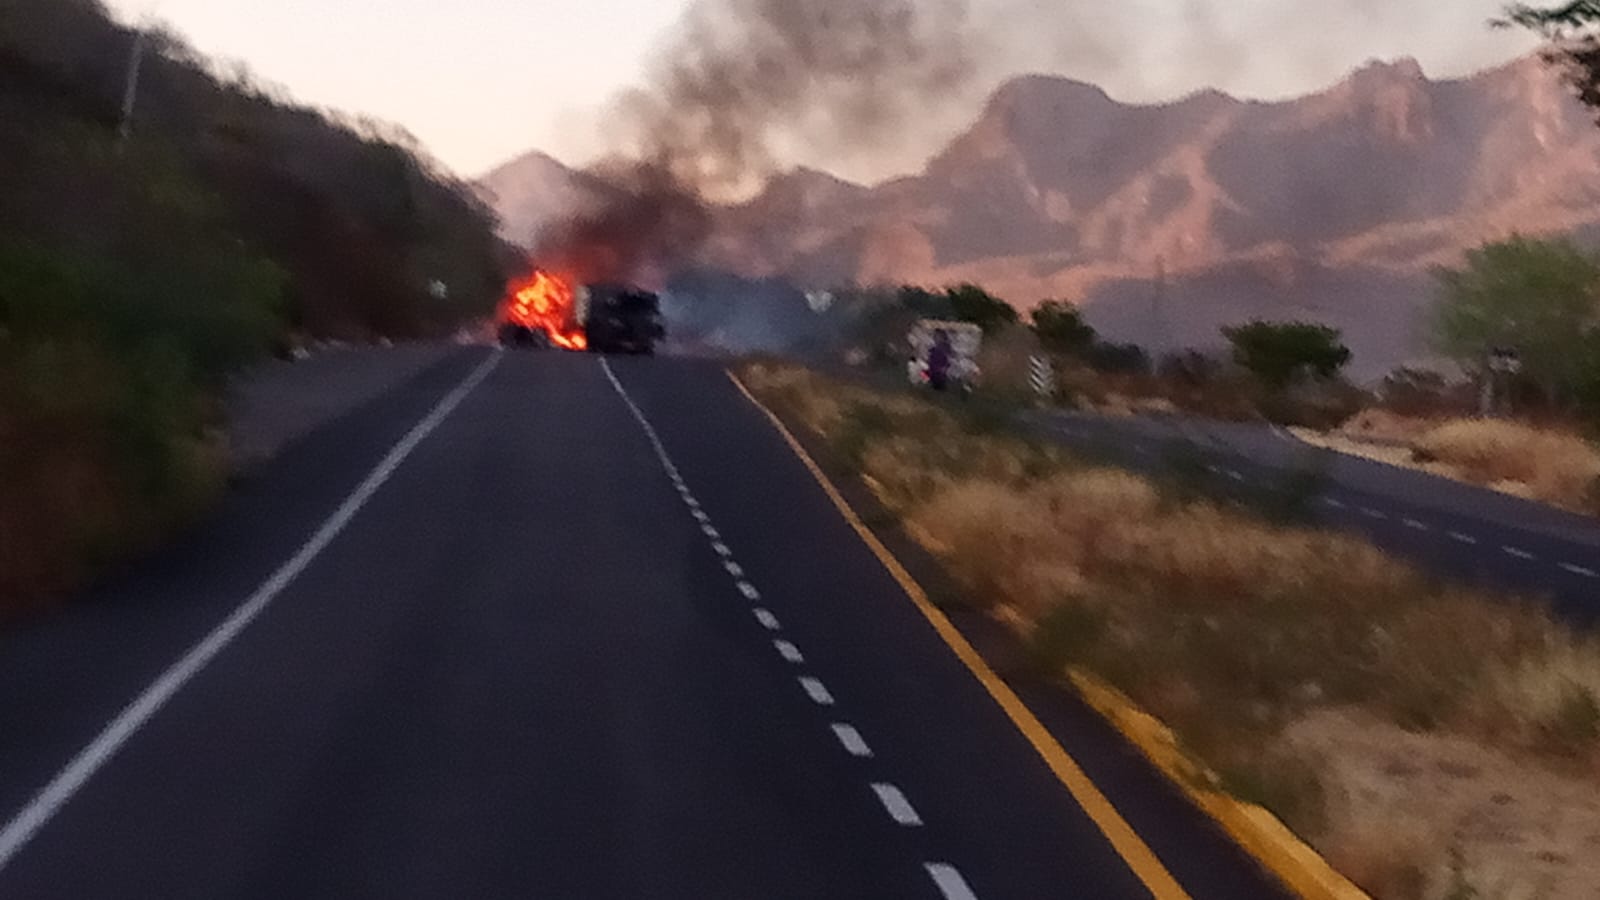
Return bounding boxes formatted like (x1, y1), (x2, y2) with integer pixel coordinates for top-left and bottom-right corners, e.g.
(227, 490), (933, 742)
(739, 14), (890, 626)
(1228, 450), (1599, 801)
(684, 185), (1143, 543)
(0, 349), (1289, 899)
(1032, 410), (1600, 626)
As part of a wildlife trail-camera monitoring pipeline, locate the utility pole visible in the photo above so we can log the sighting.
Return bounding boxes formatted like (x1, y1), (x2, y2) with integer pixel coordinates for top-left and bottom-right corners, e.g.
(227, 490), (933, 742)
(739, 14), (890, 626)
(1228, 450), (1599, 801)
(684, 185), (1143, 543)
(1150, 255), (1169, 359)
(117, 26), (149, 148)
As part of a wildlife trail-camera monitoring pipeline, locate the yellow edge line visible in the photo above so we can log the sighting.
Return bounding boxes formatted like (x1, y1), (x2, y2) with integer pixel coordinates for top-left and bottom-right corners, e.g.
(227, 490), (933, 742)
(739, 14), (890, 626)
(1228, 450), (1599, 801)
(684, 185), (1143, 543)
(726, 370), (1192, 900)
(1069, 674), (1370, 900)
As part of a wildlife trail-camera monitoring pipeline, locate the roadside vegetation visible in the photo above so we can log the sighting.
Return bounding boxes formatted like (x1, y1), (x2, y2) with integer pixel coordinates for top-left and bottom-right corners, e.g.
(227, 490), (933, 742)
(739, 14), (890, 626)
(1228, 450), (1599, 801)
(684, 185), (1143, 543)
(741, 361), (1600, 899)
(0, 0), (511, 616)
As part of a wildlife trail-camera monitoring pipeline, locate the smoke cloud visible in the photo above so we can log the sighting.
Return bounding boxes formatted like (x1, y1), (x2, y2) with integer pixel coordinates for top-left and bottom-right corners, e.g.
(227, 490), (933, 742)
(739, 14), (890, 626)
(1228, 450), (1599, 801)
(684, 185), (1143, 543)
(536, 0), (977, 284)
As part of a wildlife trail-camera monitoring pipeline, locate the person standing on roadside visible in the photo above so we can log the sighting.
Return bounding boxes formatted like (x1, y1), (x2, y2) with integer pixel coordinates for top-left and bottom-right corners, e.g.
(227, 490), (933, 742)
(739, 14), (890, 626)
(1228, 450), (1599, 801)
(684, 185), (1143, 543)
(927, 329), (953, 392)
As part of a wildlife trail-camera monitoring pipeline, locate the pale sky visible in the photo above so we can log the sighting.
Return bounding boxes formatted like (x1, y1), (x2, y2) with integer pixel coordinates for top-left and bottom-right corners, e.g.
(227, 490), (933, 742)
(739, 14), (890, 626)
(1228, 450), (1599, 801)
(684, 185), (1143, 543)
(105, 0), (1539, 182)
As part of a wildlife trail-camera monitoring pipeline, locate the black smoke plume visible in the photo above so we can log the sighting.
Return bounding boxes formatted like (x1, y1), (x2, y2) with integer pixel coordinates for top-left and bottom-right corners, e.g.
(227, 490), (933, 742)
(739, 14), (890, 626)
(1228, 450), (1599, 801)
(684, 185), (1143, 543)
(536, 0), (976, 284)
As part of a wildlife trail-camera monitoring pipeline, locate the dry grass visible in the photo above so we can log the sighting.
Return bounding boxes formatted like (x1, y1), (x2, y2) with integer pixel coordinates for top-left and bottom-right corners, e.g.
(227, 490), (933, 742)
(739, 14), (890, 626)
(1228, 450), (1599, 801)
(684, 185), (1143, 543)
(1413, 419), (1600, 511)
(1339, 409), (1441, 446)
(743, 361), (1600, 897)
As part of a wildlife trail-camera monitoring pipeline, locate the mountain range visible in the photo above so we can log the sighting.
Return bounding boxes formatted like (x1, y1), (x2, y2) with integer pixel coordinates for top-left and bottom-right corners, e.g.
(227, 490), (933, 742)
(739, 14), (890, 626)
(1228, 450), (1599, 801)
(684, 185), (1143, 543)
(480, 56), (1600, 378)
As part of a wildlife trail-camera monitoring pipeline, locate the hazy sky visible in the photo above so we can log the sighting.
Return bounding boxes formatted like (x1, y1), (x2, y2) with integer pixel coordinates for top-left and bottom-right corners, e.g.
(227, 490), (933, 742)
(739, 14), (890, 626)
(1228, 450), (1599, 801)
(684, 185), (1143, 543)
(104, 0), (1539, 182)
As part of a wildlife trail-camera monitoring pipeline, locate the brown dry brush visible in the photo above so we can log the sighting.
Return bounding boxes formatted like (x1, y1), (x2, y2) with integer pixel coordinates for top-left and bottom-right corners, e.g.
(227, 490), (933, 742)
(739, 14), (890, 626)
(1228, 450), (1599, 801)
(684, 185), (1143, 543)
(741, 363), (1600, 831)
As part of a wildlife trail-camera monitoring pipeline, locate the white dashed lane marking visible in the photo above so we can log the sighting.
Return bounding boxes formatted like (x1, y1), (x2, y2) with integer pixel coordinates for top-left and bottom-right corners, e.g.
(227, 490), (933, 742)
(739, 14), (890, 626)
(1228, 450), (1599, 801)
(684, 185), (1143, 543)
(1323, 498), (1346, 509)
(1402, 518), (1429, 531)
(1360, 507), (1388, 520)
(831, 723), (874, 758)
(871, 783), (924, 826)
(1449, 531), (1479, 545)
(606, 359), (969, 891)
(925, 864), (981, 900)
(1226, 470), (1245, 482)
(799, 677), (835, 706)
(1503, 546), (1536, 561)
(1560, 563), (1598, 578)
(774, 640), (805, 664)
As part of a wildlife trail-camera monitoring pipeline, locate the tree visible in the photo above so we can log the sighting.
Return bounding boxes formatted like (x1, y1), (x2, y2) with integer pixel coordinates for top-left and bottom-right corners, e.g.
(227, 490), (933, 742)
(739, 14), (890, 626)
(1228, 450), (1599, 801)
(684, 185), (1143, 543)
(1085, 341), (1152, 375)
(1031, 300), (1097, 355)
(944, 283), (1019, 333)
(1499, 3), (1600, 119)
(1431, 235), (1600, 400)
(896, 285), (951, 319)
(1223, 321), (1351, 388)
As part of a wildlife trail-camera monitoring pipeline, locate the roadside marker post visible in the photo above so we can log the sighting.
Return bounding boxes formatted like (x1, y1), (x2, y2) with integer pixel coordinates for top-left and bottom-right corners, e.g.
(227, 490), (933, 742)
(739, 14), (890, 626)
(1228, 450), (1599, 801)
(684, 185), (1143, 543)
(1028, 355), (1055, 404)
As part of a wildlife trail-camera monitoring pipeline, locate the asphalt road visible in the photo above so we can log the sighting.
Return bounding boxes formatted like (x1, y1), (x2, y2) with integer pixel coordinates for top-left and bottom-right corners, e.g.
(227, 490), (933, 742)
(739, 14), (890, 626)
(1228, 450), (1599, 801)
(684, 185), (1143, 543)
(0, 348), (1290, 899)
(1031, 409), (1600, 626)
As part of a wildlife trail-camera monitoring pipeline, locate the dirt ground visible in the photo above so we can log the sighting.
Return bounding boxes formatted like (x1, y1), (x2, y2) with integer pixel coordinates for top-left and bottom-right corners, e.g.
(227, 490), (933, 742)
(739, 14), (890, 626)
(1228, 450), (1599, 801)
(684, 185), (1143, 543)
(1289, 711), (1600, 900)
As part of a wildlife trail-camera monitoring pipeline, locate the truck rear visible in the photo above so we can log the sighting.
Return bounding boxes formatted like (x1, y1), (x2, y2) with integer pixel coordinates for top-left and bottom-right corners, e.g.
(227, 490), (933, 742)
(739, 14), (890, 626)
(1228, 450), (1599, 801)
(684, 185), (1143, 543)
(580, 285), (665, 355)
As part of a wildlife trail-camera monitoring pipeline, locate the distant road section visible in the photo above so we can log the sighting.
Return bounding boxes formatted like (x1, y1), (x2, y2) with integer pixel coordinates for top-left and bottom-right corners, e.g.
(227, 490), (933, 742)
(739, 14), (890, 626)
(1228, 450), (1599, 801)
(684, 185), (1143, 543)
(1031, 409), (1600, 625)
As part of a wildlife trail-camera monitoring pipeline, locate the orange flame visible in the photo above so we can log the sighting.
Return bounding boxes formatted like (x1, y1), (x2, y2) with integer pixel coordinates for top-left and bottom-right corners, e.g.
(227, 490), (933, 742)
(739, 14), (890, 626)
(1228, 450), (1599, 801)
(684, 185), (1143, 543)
(499, 270), (587, 351)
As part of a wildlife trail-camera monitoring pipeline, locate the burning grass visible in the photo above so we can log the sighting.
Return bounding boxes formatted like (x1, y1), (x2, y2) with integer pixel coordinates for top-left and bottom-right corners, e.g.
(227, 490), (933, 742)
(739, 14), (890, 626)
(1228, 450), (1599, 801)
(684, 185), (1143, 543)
(741, 361), (1600, 899)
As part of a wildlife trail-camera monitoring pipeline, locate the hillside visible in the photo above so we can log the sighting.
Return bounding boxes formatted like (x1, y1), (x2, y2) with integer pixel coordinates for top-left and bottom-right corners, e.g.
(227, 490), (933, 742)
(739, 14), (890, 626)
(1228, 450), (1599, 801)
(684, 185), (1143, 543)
(0, 0), (510, 610)
(483, 55), (1600, 377)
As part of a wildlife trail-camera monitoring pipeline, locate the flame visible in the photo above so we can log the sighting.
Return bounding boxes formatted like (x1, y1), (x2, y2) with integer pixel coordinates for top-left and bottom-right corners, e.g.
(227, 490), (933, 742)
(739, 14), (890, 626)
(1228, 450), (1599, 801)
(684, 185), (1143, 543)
(499, 269), (588, 351)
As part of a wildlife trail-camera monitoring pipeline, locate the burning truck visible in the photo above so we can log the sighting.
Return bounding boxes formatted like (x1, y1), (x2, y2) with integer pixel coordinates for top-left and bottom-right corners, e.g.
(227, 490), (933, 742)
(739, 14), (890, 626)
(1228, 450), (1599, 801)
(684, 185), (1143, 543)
(497, 269), (664, 355)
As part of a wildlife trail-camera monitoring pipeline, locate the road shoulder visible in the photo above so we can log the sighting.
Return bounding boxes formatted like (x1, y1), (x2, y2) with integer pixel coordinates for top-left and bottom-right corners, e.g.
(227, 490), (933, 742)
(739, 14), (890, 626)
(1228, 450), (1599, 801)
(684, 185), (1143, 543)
(728, 368), (1355, 900)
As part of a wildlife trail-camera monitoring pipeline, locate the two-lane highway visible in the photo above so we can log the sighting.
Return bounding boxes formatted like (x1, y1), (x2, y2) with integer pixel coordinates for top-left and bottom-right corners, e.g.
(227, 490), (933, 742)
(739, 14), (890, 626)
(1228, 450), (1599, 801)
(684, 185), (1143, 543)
(0, 349), (1288, 898)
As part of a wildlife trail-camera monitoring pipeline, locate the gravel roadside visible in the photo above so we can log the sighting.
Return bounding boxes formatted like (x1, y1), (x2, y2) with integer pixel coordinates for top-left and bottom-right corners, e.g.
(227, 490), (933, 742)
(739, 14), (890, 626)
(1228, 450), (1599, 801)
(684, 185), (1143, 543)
(226, 342), (472, 469)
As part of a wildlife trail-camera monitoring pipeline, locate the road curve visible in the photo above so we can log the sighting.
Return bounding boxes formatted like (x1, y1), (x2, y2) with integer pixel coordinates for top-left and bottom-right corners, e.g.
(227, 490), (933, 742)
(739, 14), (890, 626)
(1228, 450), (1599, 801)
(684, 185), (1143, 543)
(0, 350), (1288, 899)
(1033, 409), (1600, 626)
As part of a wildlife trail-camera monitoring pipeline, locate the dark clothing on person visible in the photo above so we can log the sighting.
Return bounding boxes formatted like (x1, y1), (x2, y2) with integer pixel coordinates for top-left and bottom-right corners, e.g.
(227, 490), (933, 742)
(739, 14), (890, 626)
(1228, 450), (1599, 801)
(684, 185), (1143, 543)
(927, 339), (952, 391)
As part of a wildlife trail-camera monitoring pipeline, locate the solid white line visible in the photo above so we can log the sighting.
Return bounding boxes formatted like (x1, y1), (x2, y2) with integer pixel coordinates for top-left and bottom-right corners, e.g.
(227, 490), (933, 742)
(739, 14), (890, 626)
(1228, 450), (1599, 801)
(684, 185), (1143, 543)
(753, 608), (781, 631)
(774, 640), (805, 663)
(925, 863), (981, 900)
(711, 542), (732, 557)
(1560, 563), (1598, 577)
(1402, 518), (1430, 531)
(870, 783), (923, 826)
(1503, 546), (1536, 560)
(830, 723), (873, 758)
(1448, 531), (1479, 545)
(737, 581), (760, 600)
(799, 677), (835, 706)
(724, 561), (745, 578)
(683, 496), (700, 509)
(691, 509), (710, 523)
(702, 524), (720, 539)
(0, 350), (502, 873)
